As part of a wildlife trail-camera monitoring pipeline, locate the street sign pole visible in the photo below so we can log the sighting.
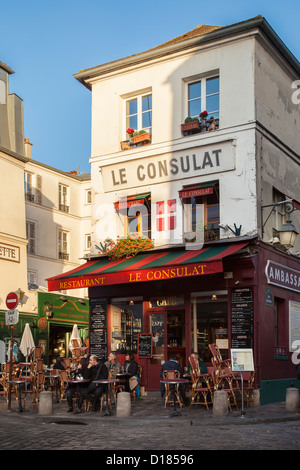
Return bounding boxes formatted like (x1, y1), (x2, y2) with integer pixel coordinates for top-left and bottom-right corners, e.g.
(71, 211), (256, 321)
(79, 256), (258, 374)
(8, 326), (13, 411)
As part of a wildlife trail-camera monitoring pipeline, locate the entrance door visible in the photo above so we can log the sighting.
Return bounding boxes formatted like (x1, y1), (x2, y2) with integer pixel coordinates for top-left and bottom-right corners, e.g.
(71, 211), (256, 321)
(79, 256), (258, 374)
(147, 309), (186, 390)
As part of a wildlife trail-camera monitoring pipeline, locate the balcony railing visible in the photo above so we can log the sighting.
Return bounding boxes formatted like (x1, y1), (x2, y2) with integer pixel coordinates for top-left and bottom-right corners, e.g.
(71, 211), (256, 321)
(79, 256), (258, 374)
(59, 252), (69, 261)
(59, 204), (69, 213)
(25, 192), (35, 202)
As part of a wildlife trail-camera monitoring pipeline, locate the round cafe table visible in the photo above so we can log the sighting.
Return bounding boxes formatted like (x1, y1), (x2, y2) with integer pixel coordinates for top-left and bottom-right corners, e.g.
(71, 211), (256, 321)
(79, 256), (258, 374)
(93, 379), (120, 416)
(160, 378), (189, 417)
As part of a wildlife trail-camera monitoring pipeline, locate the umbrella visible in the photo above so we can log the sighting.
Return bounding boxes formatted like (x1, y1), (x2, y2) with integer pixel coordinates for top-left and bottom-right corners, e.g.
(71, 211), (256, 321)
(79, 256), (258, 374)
(19, 323), (35, 360)
(68, 324), (82, 353)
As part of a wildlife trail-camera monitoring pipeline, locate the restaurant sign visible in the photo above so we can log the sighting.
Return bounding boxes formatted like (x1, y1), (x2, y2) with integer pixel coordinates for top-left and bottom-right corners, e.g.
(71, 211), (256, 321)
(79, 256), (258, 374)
(48, 261), (223, 292)
(265, 260), (300, 293)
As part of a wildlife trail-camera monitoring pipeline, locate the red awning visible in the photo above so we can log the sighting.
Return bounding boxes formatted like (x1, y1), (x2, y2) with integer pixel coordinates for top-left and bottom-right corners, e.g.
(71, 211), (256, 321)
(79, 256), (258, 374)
(46, 242), (248, 291)
(114, 194), (149, 210)
(179, 184), (215, 199)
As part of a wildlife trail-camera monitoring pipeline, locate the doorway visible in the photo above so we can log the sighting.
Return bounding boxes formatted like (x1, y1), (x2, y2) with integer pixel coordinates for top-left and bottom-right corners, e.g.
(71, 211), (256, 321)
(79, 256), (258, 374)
(147, 309), (186, 390)
(49, 324), (73, 366)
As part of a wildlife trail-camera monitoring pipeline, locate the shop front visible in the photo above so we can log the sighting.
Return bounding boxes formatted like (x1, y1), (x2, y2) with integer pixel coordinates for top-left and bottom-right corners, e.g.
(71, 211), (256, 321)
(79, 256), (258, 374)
(47, 238), (300, 402)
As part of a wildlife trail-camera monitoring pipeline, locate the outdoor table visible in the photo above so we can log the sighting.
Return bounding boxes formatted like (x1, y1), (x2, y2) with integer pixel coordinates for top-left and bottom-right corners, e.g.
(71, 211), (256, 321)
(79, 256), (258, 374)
(160, 378), (189, 417)
(93, 378), (120, 416)
(8, 380), (26, 412)
(116, 372), (130, 391)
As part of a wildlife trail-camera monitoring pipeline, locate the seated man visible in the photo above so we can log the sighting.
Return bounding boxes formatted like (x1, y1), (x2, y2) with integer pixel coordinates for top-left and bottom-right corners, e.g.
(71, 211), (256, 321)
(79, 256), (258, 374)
(160, 355), (188, 405)
(75, 355), (108, 413)
(105, 352), (122, 374)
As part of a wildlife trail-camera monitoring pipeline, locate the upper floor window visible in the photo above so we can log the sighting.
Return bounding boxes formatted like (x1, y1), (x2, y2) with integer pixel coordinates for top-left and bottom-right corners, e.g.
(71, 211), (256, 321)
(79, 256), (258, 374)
(126, 94), (152, 137)
(24, 172), (34, 202)
(181, 182), (220, 241)
(272, 189), (287, 233)
(114, 194), (151, 238)
(59, 184), (69, 212)
(188, 76), (219, 122)
(26, 220), (36, 254)
(85, 189), (92, 204)
(58, 229), (69, 260)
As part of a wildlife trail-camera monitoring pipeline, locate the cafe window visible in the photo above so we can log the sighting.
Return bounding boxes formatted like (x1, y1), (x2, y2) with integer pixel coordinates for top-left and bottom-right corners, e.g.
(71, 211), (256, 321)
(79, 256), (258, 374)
(191, 292), (228, 362)
(110, 299), (143, 354)
(115, 194), (151, 238)
(181, 182), (220, 241)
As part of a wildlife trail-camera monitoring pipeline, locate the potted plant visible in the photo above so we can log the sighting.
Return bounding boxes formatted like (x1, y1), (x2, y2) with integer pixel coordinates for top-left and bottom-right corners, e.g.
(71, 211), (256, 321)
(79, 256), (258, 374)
(105, 235), (154, 260)
(199, 111), (208, 132)
(181, 117), (200, 134)
(127, 128), (151, 146)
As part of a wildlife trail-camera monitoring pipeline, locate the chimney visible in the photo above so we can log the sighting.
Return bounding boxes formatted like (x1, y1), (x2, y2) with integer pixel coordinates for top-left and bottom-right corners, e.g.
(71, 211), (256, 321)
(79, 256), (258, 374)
(24, 138), (33, 159)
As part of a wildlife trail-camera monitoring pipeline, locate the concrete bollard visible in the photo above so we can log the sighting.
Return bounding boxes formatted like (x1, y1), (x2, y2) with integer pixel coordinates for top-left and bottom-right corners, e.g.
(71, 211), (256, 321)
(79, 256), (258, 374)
(253, 389), (260, 407)
(116, 392), (131, 418)
(213, 390), (229, 417)
(286, 387), (300, 412)
(38, 391), (53, 415)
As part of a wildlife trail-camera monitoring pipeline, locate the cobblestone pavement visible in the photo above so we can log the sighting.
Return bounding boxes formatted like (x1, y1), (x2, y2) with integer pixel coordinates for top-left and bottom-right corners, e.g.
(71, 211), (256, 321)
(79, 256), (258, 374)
(0, 395), (299, 452)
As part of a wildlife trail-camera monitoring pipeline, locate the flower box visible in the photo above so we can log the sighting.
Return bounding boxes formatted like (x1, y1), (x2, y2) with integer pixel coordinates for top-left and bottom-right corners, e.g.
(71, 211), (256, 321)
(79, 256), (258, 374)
(129, 132), (151, 146)
(181, 120), (200, 133)
(121, 141), (131, 150)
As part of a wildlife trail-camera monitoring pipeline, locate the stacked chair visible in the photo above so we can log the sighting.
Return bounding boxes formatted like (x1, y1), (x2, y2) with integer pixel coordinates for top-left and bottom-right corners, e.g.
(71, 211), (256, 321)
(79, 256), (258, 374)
(188, 355), (214, 410)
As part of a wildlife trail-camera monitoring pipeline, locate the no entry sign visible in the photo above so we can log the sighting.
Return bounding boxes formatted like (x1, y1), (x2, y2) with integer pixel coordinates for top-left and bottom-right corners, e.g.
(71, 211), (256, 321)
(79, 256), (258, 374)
(5, 292), (19, 310)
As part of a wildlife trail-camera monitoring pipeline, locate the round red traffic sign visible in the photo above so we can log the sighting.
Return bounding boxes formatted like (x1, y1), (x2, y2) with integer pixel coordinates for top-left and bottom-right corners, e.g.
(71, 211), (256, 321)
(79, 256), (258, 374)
(5, 292), (19, 310)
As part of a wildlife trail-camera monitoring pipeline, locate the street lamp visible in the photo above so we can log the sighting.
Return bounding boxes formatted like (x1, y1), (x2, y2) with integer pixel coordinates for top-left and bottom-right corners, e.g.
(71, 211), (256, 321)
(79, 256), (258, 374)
(261, 199), (298, 248)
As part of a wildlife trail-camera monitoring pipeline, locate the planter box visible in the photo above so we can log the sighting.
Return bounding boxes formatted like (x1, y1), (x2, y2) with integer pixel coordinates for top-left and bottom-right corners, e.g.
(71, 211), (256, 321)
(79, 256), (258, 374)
(130, 132), (151, 145)
(181, 120), (200, 133)
(121, 141), (131, 150)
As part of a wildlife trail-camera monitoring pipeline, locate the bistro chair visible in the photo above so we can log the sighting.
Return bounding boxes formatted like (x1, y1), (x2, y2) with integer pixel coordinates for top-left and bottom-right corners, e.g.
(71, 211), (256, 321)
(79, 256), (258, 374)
(58, 369), (69, 403)
(162, 370), (183, 408)
(188, 355), (201, 377)
(209, 343), (232, 371)
(32, 371), (45, 405)
(211, 368), (239, 411)
(33, 346), (42, 360)
(242, 371), (255, 407)
(130, 365), (142, 401)
(190, 370), (214, 410)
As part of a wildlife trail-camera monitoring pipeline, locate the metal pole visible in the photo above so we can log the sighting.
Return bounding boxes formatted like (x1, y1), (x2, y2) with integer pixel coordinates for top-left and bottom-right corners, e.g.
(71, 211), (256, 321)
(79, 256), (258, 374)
(8, 326), (13, 410)
(240, 371), (245, 418)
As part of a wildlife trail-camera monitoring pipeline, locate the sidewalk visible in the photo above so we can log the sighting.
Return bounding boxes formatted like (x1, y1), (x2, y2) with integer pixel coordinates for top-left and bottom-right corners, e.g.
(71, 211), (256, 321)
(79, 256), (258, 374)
(1, 392), (300, 427)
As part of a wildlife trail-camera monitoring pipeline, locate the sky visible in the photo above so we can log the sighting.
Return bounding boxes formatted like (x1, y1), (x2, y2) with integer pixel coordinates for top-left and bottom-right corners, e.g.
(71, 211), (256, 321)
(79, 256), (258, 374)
(2, 0), (300, 174)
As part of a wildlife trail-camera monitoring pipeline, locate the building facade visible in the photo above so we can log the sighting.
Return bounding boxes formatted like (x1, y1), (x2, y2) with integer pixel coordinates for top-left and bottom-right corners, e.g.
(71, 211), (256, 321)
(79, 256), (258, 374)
(0, 61), (91, 364)
(48, 16), (300, 402)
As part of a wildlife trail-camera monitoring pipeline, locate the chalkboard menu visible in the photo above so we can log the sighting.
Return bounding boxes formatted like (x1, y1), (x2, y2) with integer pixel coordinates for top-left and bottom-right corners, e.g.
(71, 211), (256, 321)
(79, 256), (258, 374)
(231, 287), (254, 349)
(89, 299), (107, 360)
(138, 334), (153, 358)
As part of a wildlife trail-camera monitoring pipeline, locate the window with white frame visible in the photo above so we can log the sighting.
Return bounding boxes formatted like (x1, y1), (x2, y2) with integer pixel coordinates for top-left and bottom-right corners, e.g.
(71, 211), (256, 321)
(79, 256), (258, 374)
(85, 189), (92, 204)
(58, 230), (69, 260)
(26, 220), (37, 254)
(272, 189), (287, 234)
(28, 270), (38, 285)
(59, 184), (69, 212)
(24, 172), (34, 202)
(85, 234), (91, 250)
(187, 75), (219, 123)
(125, 93), (152, 137)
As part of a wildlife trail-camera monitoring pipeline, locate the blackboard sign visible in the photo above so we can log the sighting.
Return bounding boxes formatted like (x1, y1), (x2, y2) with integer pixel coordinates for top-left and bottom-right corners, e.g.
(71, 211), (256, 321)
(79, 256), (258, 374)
(89, 299), (108, 360)
(231, 287), (254, 349)
(138, 334), (153, 358)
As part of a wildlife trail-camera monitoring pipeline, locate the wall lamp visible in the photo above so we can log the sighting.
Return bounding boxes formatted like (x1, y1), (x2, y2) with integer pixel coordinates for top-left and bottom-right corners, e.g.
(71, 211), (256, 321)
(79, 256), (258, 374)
(219, 224), (242, 236)
(43, 302), (53, 319)
(59, 295), (69, 302)
(78, 299), (86, 305)
(261, 199), (299, 247)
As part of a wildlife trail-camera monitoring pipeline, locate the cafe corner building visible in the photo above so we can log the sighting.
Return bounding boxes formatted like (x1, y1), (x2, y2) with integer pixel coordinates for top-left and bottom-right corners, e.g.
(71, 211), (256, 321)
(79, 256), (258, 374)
(48, 16), (300, 404)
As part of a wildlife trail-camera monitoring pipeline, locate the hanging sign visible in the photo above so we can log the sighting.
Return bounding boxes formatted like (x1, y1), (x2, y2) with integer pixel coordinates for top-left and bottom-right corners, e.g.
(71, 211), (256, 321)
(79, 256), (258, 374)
(5, 309), (19, 326)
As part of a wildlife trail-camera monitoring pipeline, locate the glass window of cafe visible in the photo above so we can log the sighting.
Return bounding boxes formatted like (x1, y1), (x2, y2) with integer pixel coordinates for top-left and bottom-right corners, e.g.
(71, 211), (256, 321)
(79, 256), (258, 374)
(110, 298), (143, 354)
(191, 291), (228, 362)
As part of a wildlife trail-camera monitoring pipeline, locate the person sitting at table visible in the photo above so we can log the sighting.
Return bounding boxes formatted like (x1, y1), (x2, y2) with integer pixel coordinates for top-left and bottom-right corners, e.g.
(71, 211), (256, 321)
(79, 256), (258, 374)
(66, 357), (89, 413)
(52, 355), (66, 371)
(188, 351), (207, 376)
(105, 352), (122, 374)
(75, 354), (108, 413)
(160, 354), (189, 405)
(123, 351), (139, 395)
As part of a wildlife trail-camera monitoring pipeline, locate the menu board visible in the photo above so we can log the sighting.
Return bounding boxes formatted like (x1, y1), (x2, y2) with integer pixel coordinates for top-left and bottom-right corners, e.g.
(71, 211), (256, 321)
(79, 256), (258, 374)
(231, 287), (254, 349)
(89, 299), (107, 360)
(138, 334), (153, 358)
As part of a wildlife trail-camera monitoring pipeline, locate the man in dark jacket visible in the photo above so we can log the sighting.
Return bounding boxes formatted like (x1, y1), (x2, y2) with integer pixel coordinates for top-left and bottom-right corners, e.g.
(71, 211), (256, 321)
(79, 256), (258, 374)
(75, 354), (108, 412)
(160, 355), (188, 404)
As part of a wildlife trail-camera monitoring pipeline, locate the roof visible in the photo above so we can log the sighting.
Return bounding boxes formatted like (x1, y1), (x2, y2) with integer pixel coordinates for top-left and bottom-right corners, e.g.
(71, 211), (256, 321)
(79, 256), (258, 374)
(74, 16), (300, 90)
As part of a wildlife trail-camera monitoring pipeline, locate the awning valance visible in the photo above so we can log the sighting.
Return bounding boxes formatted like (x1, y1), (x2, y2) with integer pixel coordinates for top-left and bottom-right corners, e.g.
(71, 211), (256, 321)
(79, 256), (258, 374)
(46, 242), (248, 291)
(114, 194), (149, 211)
(179, 183), (216, 199)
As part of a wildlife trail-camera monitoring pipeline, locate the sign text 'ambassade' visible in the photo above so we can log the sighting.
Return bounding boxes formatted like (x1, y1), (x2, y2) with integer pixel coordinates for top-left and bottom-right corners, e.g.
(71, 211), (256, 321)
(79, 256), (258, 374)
(48, 261), (223, 291)
(265, 260), (300, 293)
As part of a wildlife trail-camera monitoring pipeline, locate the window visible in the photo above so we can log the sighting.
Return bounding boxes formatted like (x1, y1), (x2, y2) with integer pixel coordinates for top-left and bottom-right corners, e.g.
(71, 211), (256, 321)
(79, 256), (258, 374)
(58, 230), (69, 260)
(182, 183), (220, 240)
(188, 76), (219, 123)
(274, 298), (286, 357)
(28, 270), (37, 285)
(272, 189), (287, 235)
(26, 221), (36, 254)
(85, 189), (92, 204)
(110, 299), (143, 353)
(85, 234), (91, 250)
(116, 194), (151, 238)
(24, 172), (34, 202)
(156, 200), (176, 231)
(59, 184), (69, 212)
(126, 94), (152, 136)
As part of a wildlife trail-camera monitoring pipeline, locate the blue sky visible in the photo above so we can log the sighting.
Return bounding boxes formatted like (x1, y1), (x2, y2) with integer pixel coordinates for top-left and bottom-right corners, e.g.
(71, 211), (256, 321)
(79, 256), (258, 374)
(2, 0), (300, 174)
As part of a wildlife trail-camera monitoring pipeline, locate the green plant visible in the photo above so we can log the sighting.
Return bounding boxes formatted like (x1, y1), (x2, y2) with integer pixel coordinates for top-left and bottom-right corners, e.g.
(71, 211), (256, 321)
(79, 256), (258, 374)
(106, 235), (154, 260)
(184, 117), (199, 123)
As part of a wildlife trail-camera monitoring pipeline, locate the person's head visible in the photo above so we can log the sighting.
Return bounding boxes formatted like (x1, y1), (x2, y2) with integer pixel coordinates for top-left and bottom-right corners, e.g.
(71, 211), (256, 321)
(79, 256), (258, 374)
(125, 351), (134, 361)
(191, 351), (199, 358)
(79, 357), (88, 368)
(108, 352), (117, 363)
(170, 355), (179, 362)
(89, 355), (99, 366)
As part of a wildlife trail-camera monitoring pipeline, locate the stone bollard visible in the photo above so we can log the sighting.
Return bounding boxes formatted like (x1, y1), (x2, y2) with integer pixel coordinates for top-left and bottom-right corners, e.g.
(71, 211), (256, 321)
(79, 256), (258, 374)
(213, 390), (228, 417)
(116, 392), (131, 418)
(253, 389), (260, 407)
(38, 391), (53, 415)
(286, 387), (300, 412)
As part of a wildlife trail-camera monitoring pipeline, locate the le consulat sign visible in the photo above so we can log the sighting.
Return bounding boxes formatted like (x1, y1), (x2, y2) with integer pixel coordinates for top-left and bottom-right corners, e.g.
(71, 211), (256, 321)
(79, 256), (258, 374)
(101, 140), (235, 191)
